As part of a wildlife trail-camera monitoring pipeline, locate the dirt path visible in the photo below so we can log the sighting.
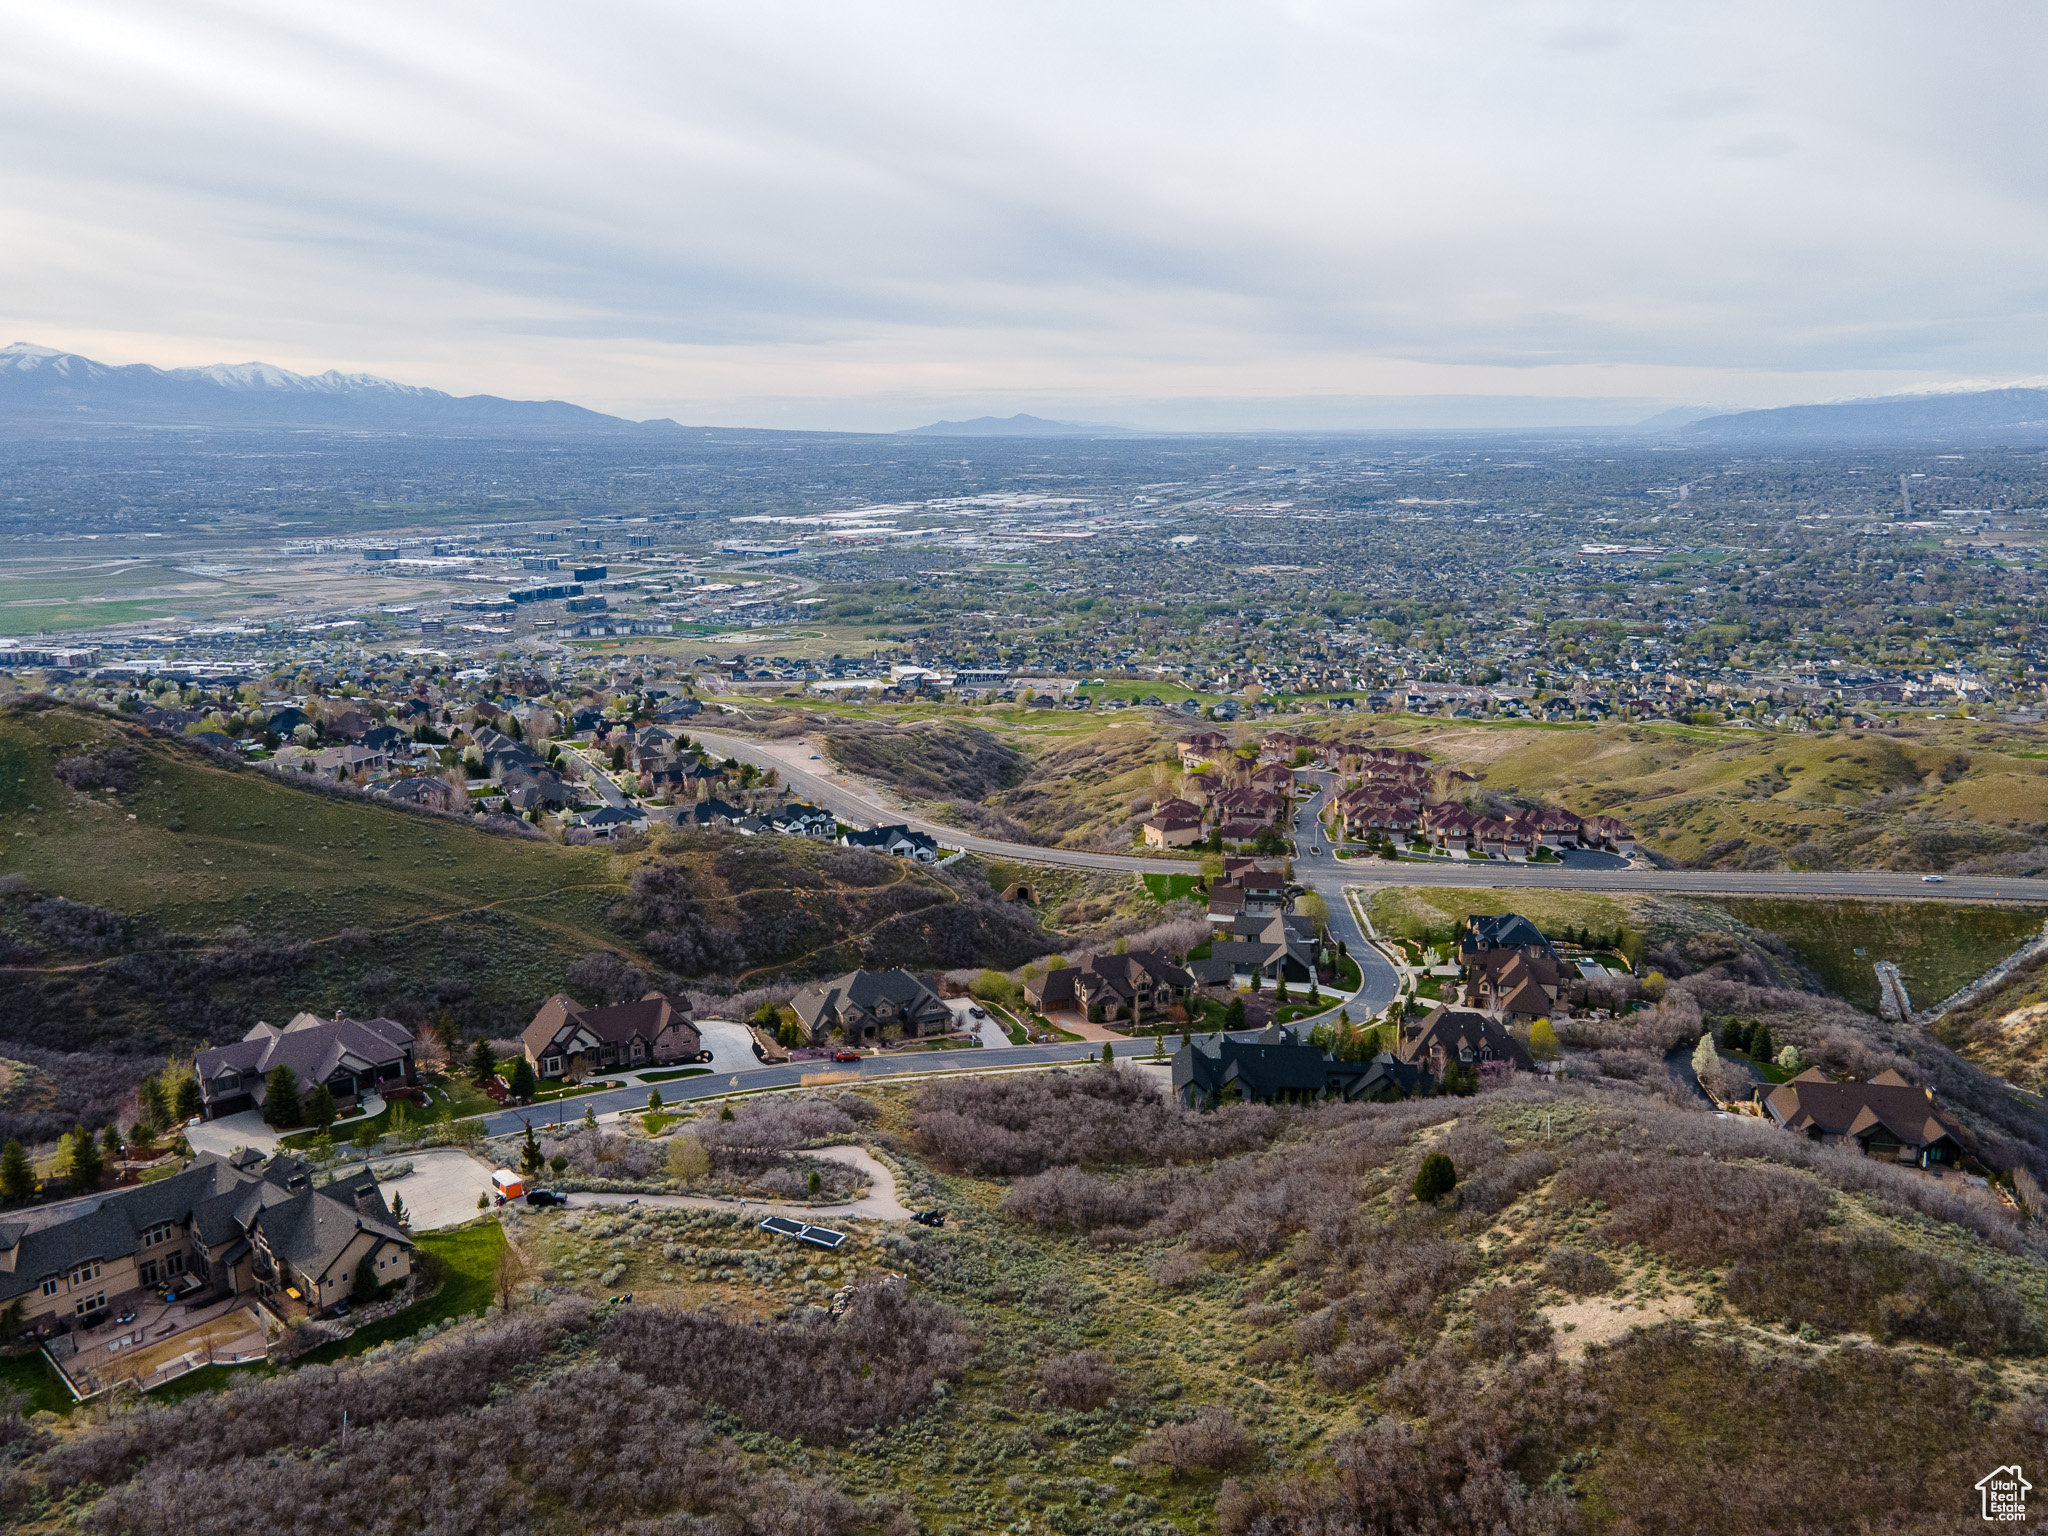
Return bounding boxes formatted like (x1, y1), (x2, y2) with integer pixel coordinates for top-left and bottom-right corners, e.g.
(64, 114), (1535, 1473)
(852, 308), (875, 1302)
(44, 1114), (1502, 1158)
(560, 1144), (913, 1222)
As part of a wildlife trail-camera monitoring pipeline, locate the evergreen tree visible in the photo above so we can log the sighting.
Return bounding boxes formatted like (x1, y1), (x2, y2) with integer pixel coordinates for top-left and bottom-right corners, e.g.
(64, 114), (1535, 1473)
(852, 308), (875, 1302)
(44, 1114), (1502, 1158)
(140, 1074), (171, 1131)
(1224, 996), (1247, 1029)
(0, 1140), (32, 1203)
(390, 1192), (409, 1227)
(508, 1057), (538, 1100)
(583, 1101), (598, 1130)
(101, 1123), (124, 1160)
(1102, 1043), (1114, 1065)
(66, 1125), (104, 1191)
(1413, 1152), (1457, 1203)
(808, 1169), (822, 1196)
(1720, 1017), (1752, 1053)
(304, 1083), (338, 1132)
(551, 1153), (569, 1174)
(1749, 1022), (1774, 1063)
(470, 1038), (497, 1084)
(519, 1120), (545, 1177)
(263, 1065), (302, 1127)
(351, 1256), (381, 1304)
(172, 1075), (202, 1124)
(648, 1089), (663, 1114)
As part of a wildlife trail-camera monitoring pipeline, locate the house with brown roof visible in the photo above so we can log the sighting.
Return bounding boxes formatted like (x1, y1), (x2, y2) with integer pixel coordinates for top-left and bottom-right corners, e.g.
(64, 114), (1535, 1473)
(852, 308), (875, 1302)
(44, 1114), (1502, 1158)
(1762, 1068), (1966, 1166)
(1396, 1005), (1535, 1077)
(522, 992), (701, 1080)
(1469, 949), (1562, 1019)
(1025, 950), (1195, 1024)
(1214, 787), (1283, 826)
(1176, 730), (1230, 769)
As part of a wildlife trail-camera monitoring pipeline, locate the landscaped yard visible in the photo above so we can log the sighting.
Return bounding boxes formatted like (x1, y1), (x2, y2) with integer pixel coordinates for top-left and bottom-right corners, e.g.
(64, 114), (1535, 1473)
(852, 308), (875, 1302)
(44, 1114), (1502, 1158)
(1141, 871), (1204, 902)
(296, 1220), (508, 1369)
(0, 1348), (74, 1416)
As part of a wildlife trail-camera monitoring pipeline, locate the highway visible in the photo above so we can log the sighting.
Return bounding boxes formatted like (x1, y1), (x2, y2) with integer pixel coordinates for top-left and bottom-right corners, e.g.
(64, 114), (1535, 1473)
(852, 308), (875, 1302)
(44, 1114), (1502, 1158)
(688, 727), (2048, 904)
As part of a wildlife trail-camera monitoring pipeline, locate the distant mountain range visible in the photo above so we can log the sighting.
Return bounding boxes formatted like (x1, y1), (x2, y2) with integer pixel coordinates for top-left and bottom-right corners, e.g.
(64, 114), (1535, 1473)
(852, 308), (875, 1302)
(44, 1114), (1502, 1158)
(898, 412), (1132, 437)
(0, 342), (664, 433)
(1686, 387), (2048, 441)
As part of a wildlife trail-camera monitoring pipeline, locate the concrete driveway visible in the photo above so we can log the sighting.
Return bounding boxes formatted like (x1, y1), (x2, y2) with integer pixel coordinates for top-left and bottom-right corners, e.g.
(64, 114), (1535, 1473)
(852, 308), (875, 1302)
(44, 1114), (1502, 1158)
(561, 1143), (912, 1222)
(695, 1018), (768, 1078)
(184, 1111), (280, 1160)
(944, 996), (1016, 1049)
(338, 1148), (497, 1231)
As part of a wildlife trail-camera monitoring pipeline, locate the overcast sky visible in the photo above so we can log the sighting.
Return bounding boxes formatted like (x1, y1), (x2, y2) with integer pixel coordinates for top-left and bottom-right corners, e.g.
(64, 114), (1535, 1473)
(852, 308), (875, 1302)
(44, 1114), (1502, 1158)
(3, 1), (2045, 430)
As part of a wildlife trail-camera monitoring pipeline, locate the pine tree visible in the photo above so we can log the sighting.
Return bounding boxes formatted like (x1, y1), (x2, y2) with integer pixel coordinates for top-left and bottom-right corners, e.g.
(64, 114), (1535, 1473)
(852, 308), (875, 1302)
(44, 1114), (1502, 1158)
(305, 1083), (337, 1132)
(470, 1038), (497, 1084)
(508, 1057), (537, 1100)
(140, 1074), (171, 1131)
(519, 1120), (545, 1177)
(66, 1126), (104, 1191)
(0, 1140), (32, 1203)
(1224, 996), (1247, 1029)
(1413, 1152), (1457, 1202)
(1102, 1043), (1114, 1065)
(172, 1075), (202, 1124)
(390, 1192), (409, 1227)
(584, 1101), (598, 1130)
(263, 1065), (302, 1127)
(1749, 1022), (1774, 1064)
(101, 1123), (123, 1161)
(648, 1089), (663, 1114)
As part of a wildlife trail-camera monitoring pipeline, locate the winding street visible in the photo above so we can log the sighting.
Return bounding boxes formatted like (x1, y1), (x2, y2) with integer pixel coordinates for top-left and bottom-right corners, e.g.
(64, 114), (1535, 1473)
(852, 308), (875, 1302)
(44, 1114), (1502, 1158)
(688, 726), (2048, 904)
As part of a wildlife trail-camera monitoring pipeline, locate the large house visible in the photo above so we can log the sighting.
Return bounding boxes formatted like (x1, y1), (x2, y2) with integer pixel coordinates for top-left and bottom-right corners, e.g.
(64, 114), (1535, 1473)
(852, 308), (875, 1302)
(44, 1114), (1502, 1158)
(1191, 911), (1318, 989)
(1396, 1005), (1535, 1077)
(789, 969), (952, 1045)
(1762, 1068), (1966, 1166)
(0, 1150), (412, 1338)
(522, 992), (701, 1080)
(1172, 1036), (1431, 1109)
(1024, 950), (1195, 1024)
(839, 823), (941, 862)
(193, 1014), (417, 1122)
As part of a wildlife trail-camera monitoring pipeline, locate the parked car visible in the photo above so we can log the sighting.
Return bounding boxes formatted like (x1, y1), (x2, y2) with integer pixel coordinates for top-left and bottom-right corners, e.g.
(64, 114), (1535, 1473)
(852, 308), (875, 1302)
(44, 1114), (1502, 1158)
(968, 1005), (987, 1019)
(832, 1049), (862, 1062)
(525, 1188), (568, 1208)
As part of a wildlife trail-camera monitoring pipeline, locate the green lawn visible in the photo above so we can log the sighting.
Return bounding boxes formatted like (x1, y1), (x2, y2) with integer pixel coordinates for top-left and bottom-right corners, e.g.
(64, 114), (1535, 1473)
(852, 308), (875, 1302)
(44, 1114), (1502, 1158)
(0, 1349), (74, 1416)
(1141, 872), (1204, 903)
(1722, 898), (2044, 1014)
(295, 1221), (508, 1369)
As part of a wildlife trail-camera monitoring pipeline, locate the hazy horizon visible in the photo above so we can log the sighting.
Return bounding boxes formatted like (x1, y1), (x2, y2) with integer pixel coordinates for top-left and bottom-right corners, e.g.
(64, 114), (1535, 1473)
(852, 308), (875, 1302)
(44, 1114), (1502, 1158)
(5, 3), (2047, 432)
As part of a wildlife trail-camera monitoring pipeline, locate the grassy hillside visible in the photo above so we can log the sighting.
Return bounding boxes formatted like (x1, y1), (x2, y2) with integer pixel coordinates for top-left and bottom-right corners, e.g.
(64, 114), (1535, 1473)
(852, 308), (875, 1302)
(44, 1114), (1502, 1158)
(1314, 714), (2048, 873)
(786, 706), (2048, 872)
(0, 704), (1057, 1072)
(1929, 949), (2048, 1095)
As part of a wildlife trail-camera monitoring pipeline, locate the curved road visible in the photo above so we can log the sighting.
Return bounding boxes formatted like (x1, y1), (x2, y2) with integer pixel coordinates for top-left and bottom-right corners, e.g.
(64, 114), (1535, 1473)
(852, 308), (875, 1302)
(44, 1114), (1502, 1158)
(689, 727), (2048, 904)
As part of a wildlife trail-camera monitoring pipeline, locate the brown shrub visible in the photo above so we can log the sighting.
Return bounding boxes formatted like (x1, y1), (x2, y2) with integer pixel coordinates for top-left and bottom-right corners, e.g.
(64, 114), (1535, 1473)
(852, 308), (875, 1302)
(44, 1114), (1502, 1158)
(1542, 1245), (1615, 1295)
(1556, 1151), (1828, 1267)
(1039, 1349), (1115, 1410)
(1132, 1406), (1258, 1478)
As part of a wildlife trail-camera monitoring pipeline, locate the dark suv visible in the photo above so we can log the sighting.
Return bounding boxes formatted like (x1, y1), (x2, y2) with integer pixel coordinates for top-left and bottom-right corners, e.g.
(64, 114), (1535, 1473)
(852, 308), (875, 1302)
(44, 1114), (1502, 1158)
(525, 1189), (568, 1208)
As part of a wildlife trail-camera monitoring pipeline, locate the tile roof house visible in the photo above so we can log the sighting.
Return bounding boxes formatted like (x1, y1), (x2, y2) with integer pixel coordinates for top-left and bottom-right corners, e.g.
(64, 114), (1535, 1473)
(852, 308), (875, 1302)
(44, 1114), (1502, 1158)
(790, 969), (952, 1045)
(1024, 950), (1195, 1023)
(522, 991), (701, 1080)
(1762, 1068), (1966, 1165)
(0, 1151), (411, 1337)
(193, 1014), (416, 1122)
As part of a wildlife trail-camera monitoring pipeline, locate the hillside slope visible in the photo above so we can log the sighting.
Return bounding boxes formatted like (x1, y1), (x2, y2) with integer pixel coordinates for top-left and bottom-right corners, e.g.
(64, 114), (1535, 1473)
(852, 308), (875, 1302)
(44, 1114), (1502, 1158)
(0, 703), (1054, 1065)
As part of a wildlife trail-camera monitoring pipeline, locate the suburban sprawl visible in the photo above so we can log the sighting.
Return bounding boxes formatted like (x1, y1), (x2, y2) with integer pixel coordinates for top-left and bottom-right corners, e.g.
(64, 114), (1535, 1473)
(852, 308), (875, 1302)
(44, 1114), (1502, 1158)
(0, 392), (2044, 1536)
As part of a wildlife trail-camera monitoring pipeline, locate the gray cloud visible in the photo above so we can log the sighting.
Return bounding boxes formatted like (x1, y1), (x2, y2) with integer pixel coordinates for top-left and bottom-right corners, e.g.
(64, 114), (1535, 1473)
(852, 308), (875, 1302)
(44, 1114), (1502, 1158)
(0, 0), (2042, 429)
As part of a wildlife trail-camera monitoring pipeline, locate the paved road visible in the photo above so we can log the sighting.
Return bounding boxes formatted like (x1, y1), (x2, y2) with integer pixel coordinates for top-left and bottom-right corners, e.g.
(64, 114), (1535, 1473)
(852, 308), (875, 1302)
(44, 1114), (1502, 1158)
(691, 729), (2048, 903)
